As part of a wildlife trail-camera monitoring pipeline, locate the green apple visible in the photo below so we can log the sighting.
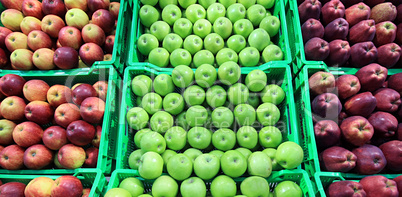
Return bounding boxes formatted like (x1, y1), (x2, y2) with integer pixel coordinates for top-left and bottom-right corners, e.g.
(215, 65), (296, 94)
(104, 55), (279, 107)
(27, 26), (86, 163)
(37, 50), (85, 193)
(186, 105), (208, 127)
(261, 84), (285, 105)
(235, 147), (252, 160)
(187, 127), (212, 149)
(162, 149), (177, 170)
(180, 177), (207, 197)
(218, 0), (236, 8)
(136, 97), (143, 107)
(212, 128), (236, 151)
(226, 3), (246, 23)
(172, 65), (194, 88)
(234, 103), (256, 126)
(248, 151), (272, 178)
(203, 33), (225, 55)
(165, 126), (187, 150)
(127, 107), (149, 130)
(239, 47), (260, 67)
(150, 21), (171, 42)
(273, 181), (303, 197)
(105, 188), (131, 197)
(183, 34), (204, 55)
(185, 4), (207, 23)
(128, 149), (143, 170)
(162, 4), (182, 25)
(152, 175), (178, 197)
(227, 83), (249, 105)
(220, 150), (247, 177)
(138, 195), (152, 197)
(141, 0), (158, 6)
(178, 0), (197, 8)
(236, 126), (258, 149)
(170, 48), (192, 67)
(150, 111), (174, 134)
(183, 148), (203, 162)
(139, 151), (164, 179)
(193, 50), (215, 68)
(233, 19), (254, 38)
(162, 33), (183, 53)
(194, 153), (220, 180)
(167, 153), (193, 181)
(256, 103), (280, 126)
(195, 64), (217, 88)
(163, 93), (185, 115)
(259, 126), (282, 148)
(218, 61), (241, 85)
(176, 111), (190, 130)
(262, 148), (282, 171)
(173, 18), (193, 39)
(258, 0), (275, 8)
(193, 19), (212, 39)
(142, 93), (163, 115)
(216, 48), (239, 66)
(139, 5), (160, 27)
(209, 149), (224, 159)
(240, 176), (270, 197)
(198, 0), (217, 8)
(275, 141), (303, 169)
(213, 17), (233, 39)
(153, 74), (174, 96)
(262, 44), (284, 63)
(248, 28), (270, 52)
(226, 35), (246, 53)
(246, 4), (266, 26)
(137, 33), (159, 56)
(140, 131), (166, 154)
(245, 69), (267, 92)
(260, 16), (280, 37)
(206, 85), (227, 108)
(247, 92), (260, 108)
(159, 0), (178, 9)
(66, 8), (89, 30)
(132, 75), (152, 97)
(210, 175), (237, 197)
(211, 107), (234, 128)
(149, 47), (170, 67)
(134, 128), (152, 148)
(207, 3), (226, 23)
(119, 177), (144, 197)
(183, 87), (207, 108)
(237, 0), (256, 8)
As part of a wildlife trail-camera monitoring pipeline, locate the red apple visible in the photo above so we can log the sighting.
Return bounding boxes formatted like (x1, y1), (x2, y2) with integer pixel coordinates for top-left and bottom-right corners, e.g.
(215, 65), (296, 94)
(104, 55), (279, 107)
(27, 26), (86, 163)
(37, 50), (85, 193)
(374, 88), (401, 113)
(374, 21), (397, 47)
(20, 16), (42, 35)
(82, 24), (105, 46)
(57, 144), (86, 169)
(320, 146), (357, 172)
(66, 120), (96, 146)
(0, 0), (24, 10)
(109, 2), (120, 19)
(22, 0), (43, 19)
(41, 15), (65, 38)
(311, 93), (342, 119)
(54, 103), (81, 128)
(24, 177), (54, 197)
(23, 144), (53, 169)
(308, 71), (336, 96)
(80, 97), (105, 124)
(27, 30), (52, 51)
(43, 126), (68, 151)
(79, 43), (104, 66)
(10, 49), (34, 70)
(314, 120), (341, 149)
(13, 122), (43, 148)
(88, 0), (110, 12)
(0, 27), (12, 48)
(51, 175), (83, 197)
(377, 43), (401, 68)
(326, 39), (350, 67)
(72, 83), (97, 105)
(65, 0), (88, 11)
(82, 188), (91, 197)
(58, 26), (82, 50)
(387, 73), (402, 96)
(379, 140), (402, 172)
(0, 182), (26, 197)
(335, 74), (361, 99)
(344, 92), (377, 117)
(0, 96), (26, 121)
(369, 111), (398, 138)
(327, 181), (366, 197)
(394, 175), (402, 196)
(93, 81), (108, 101)
(92, 125), (101, 148)
(25, 101), (54, 125)
(33, 48), (55, 70)
(355, 63), (388, 92)
(23, 79), (50, 102)
(398, 123), (402, 141)
(353, 144), (387, 175)
(360, 176), (399, 197)
(0, 48), (7, 69)
(91, 9), (115, 33)
(104, 35), (114, 54)
(340, 116), (374, 147)
(5, 32), (28, 52)
(42, 0), (66, 18)
(0, 74), (26, 97)
(53, 46), (79, 69)
(0, 119), (16, 146)
(0, 144), (25, 170)
(47, 85), (73, 108)
(84, 147), (98, 167)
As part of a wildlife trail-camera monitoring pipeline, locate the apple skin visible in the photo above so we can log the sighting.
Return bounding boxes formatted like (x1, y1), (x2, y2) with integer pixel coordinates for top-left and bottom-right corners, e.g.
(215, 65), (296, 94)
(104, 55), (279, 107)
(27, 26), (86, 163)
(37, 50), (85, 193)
(327, 39), (350, 67)
(58, 144), (86, 169)
(27, 30), (52, 51)
(377, 43), (401, 68)
(13, 121), (44, 148)
(43, 126), (68, 151)
(394, 175), (402, 196)
(32, 48), (55, 70)
(20, 16), (42, 35)
(348, 19), (376, 44)
(321, 0), (345, 25)
(11, 49), (34, 70)
(54, 103), (81, 129)
(302, 18), (324, 43)
(41, 15), (65, 38)
(51, 175), (83, 197)
(80, 97), (105, 124)
(72, 84), (97, 105)
(327, 181), (367, 197)
(388, 73), (402, 96)
(320, 146), (357, 172)
(92, 125), (102, 148)
(0, 119), (16, 145)
(53, 47), (79, 69)
(5, 32), (28, 52)
(23, 144), (53, 170)
(66, 120), (96, 146)
(308, 71), (335, 96)
(340, 116), (374, 147)
(298, 0), (322, 24)
(370, 3), (397, 24)
(0, 0), (24, 10)
(42, 0), (66, 18)
(1, 9), (24, 32)
(380, 140), (402, 172)
(0, 27), (12, 48)
(23, 79), (50, 102)
(373, 21), (397, 47)
(109, 2), (120, 19)
(314, 120), (341, 149)
(104, 35), (114, 54)
(335, 74), (361, 100)
(0, 144), (25, 170)
(84, 147), (98, 167)
(0, 74), (26, 97)
(24, 177), (54, 197)
(324, 18), (349, 41)
(0, 182), (26, 197)
(344, 92), (377, 117)
(0, 48), (7, 68)
(88, 0), (110, 12)
(352, 144), (387, 175)
(374, 88), (401, 113)
(311, 93), (342, 119)
(25, 101), (54, 125)
(47, 85), (73, 108)
(82, 24), (105, 46)
(0, 96), (26, 121)
(304, 37), (330, 61)
(349, 42), (377, 68)
(355, 63), (388, 92)
(58, 26), (82, 50)
(22, 0), (43, 19)
(368, 112), (398, 138)
(360, 175), (399, 197)
(92, 9), (115, 33)
(79, 43), (104, 66)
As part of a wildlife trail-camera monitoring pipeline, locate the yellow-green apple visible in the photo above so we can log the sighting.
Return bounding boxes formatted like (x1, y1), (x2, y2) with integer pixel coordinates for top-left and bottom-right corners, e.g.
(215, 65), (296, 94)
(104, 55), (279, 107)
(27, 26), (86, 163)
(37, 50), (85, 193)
(79, 43), (104, 66)
(88, 0), (110, 12)
(93, 81), (108, 101)
(273, 180), (302, 197)
(141, 92), (163, 115)
(1, 96), (26, 121)
(262, 44), (283, 63)
(152, 175), (178, 197)
(5, 32), (28, 52)
(42, 0), (66, 18)
(25, 101), (54, 124)
(206, 85), (227, 108)
(203, 33), (224, 55)
(327, 180), (366, 197)
(369, 112), (398, 138)
(183, 35), (203, 55)
(1, 9), (24, 31)
(301, 18), (324, 43)
(153, 74), (174, 96)
(353, 144), (386, 174)
(66, 8), (89, 30)
(139, 4), (160, 28)
(11, 49), (33, 70)
(92, 125), (101, 148)
(80, 97), (105, 124)
(58, 144), (86, 169)
(340, 116), (374, 146)
(58, 26), (82, 50)
(227, 3), (247, 24)
(27, 30), (52, 51)
(213, 17), (232, 39)
(335, 74), (361, 100)
(374, 88), (401, 112)
(377, 43), (401, 68)
(206, 3), (225, 24)
(139, 151), (163, 179)
(167, 153), (193, 181)
(233, 18), (253, 39)
(305, 37), (330, 61)
(275, 141), (304, 169)
(248, 152), (272, 178)
(0, 119), (16, 146)
(140, 131), (166, 153)
(210, 175), (237, 197)
(187, 126), (211, 149)
(109, 2), (120, 19)
(260, 15), (280, 38)
(370, 2), (396, 23)
(150, 110), (174, 133)
(183, 85), (206, 106)
(162, 4), (182, 26)
(66, 120), (96, 146)
(220, 150), (247, 177)
(311, 93), (341, 119)
(245, 69), (267, 92)
(256, 102), (281, 126)
(0, 74), (26, 97)
(126, 107), (149, 131)
(180, 177), (206, 197)
(22, 0), (43, 19)
(241, 177), (271, 197)
(193, 154), (220, 180)
(47, 85), (73, 108)
(227, 83), (249, 105)
(0, 27), (12, 48)
(20, 17), (42, 36)
(54, 46), (79, 69)
(53, 152), (62, 168)
(216, 48), (238, 66)
(23, 144), (53, 169)
(320, 146), (357, 172)
(65, 0), (88, 11)
(23, 79), (50, 102)
(259, 126), (282, 148)
(161, 149), (176, 171)
(0, 144), (25, 170)
(72, 84), (97, 105)
(104, 35), (114, 54)
(43, 126), (68, 150)
(183, 148), (202, 162)
(218, 61), (240, 85)
(104, 188), (131, 197)
(185, 4), (206, 23)
(51, 176), (83, 197)
(84, 147), (98, 167)
(344, 92), (377, 117)
(314, 120), (341, 149)
(226, 35), (246, 54)
(260, 84), (285, 105)
(236, 126), (258, 149)
(163, 34), (184, 55)
(360, 175), (398, 197)
(164, 126), (186, 150)
(137, 33), (159, 56)
(24, 177), (54, 197)
(248, 28), (270, 52)
(41, 15), (65, 38)
(32, 48), (55, 70)
(82, 24), (105, 46)
(118, 177), (143, 197)
(0, 182), (26, 196)
(92, 9), (115, 33)
(379, 140), (402, 171)
(13, 121), (43, 148)
(246, 4), (266, 27)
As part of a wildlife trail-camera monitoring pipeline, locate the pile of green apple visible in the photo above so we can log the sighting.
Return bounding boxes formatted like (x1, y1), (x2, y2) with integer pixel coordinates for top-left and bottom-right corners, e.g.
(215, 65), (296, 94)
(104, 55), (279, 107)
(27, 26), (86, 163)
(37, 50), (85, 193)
(124, 63), (304, 196)
(137, 0), (283, 68)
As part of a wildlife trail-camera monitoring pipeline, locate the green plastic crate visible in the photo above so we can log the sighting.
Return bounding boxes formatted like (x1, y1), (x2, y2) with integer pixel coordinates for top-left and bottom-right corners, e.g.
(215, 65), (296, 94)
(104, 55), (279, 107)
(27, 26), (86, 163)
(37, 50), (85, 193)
(116, 63), (300, 172)
(0, 0), (130, 75)
(0, 65), (121, 175)
(294, 65), (401, 185)
(0, 169), (106, 196)
(105, 169), (314, 196)
(127, 0), (292, 71)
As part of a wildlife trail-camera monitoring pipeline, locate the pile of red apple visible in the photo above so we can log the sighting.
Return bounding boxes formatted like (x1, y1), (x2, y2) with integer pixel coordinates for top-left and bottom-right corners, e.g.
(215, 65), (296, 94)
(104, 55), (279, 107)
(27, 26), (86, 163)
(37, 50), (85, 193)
(0, 175), (91, 197)
(0, 0), (119, 70)
(137, 0), (283, 68)
(308, 63), (402, 175)
(0, 73), (108, 170)
(299, 0), (402, 68)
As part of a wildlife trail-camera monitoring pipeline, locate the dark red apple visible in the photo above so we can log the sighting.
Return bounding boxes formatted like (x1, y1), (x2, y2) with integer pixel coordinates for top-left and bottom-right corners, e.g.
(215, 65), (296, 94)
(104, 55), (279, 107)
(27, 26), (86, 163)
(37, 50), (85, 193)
(92, 125), (102, 148)
(379, 140), (402, 172)
(320, 146), (357, 172)
(80, 97), (105, 124)
(91, 9), (115, 33)
(340, 116), (374, 147)
(42, 0), (66, 18)
(0, 27), (12, 49)
(349, 42), (377, 68)
(23, 144), (53, 170)
(324, 18), (349, 41)
(377, 43), (401, 68)
(43, 126), (68, 151)
(335, 74), (361, 100)
(0, 74), (26, 96)
(348, 19), (376, 44)
(25, 101), (54, 125)
(352, 144), (387, 175)
(0, 182), (26, 197)
(66, 120), (96, 146)
(326, 181), (366, 197)
(302, 18), (324, 43)
(355, 63), (388, 92)
(394, 175), (402, 197)
(326, 39), (350, 67)
(72, 84), (97, 105)
(0, 144), (25, 170)
(314, 120), (341, 149)
(298, 0), (322, 24)
(344, 92), (376, 117)
(387, 73), (402, 95)
(104, 35), (114, 54)
(360, 175), (399, 197)
(88, 0), (110, 12)
(321, 0), (345, 25)
(374, 88), (401, 113)
(84, 147), (98, 167)
(311, 93), (342, 120)
(79, 43), (104, 66)
(53, 47), (79, 69)
(304, 37), (330, 61)
(368, 112), (398, 138)
(51, 175), (83, 197)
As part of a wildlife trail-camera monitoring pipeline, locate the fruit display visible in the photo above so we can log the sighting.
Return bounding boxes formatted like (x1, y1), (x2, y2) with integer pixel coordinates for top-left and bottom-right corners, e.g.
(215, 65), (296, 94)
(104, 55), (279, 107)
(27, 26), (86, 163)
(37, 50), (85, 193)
(294, 0), (402, 69)
(0, 0), (122, 70)
(131, 0), (287, 68)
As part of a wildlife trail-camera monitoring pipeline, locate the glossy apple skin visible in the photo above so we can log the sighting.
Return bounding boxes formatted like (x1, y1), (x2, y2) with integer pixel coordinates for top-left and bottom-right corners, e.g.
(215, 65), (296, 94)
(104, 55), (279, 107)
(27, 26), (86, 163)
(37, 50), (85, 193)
(22, 0), (43, 19)
(311, 93), (342, 120)
(66, 120), (96, 146)
(0, 74), (26, 96)
(302, 18), (324, 42)
(23, 144), (53, 170)
(42, 0), (66, 18)
(43, 126), (68, 151)
(377, 43), (401, 68)
(344, 92), (376, 117)
(320, 146), (357, 172)
(80, 97), (105, 124)
(104, 35), (115, 54)
(58, 144), (86, 169)
(13, 121), (43, 148)
(324, 18), (349, 41)
(374, 88), (401, 112)
(360, 175), (399, 197)
(335, 74), (361, 99)
(72, 84), (97, 105)
(84, 147), (99, 167)
(349, 42), (377, 68)
(0, 144), (25, 170)
(79, 43), (104, 66)
(51, 175), (83, 197)
(1, 96), (26, 121)
(304, 37), (330, 61)
(0, 27), (12, 48)
(92, 9), (115, 33)
(340, 116), (374, 147)
(25, 101), (54, 125)
(394, 175), (402, 196)
(314, 120), (341, 149)
(53, 47), (79, 69)
(368, 112), (398, 138)
(41, 15), (65, 38)
(321, 0), (345, 25)
(379, 140), (402, 172)
(348, 19), (376, 44)
(355, 63), (388, 92)
(327, 39), (350, 67)
(23, 79), (50, 102)
(54, 103), (81, 128)
(92, 125), (102, 148)
(352, 144), (387, 175)
(47, 85), (73, 108)
(308, 71), (335, 96)
(326, 181), (366, 197)
(298, 0), (322, 24)
(0, 182), (26, 197)
(388, 73), (402, 96)
(0, 0), (24, 10)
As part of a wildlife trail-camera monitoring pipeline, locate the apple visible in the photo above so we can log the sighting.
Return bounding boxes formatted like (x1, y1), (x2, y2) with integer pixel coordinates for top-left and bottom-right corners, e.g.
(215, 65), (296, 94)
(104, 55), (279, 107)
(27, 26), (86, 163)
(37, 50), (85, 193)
(374, 88), (401, 113)
(308, 71), (335, 96)
(32, 48), (55, 70)
(0, 96), (26, 121)
(23, 144), (53, 169)
(5, 32), (28, 53)
(248, 151), (272, 178)
(42, 0), (66, 18)
(58, 26), (83, 50)
(167, 153), (193, 181)
(43, 126), (68, 151)
(65, 9), (89, 30)
(234, 104), (256, 126)
(172, 65), (194, 88)
(148, 47), (170, 68)
(262, 44), (284, 63)
(180, 177), (206, 197)
(241, 176), (271, 197)
(314, 120), (341, 149)
(207, 3), (226, 24)
(226, 35), (246, 54)
(355, 63), (388, 92)
(194, 63), (217, 88)
(58, 144), (86, 169)
(183, 85), (206, 106)
(25, 101), (54, 124)
(41, 15), (65, 38)
(353, 144), (387, 175)
(88, 0), (110, 12)
(23, 79), (49, 102)
(0, 144), (25, 170)
(84, 147), (98, 167)
(82, 24), (105, 46)
(162, 33), (183, 54)
(210, 175), (237, 196)
(169, 48), (192, 67)
(65, 0), (88, 11)
(152, 175), (178, 197)
(10, 49), (34, 70)
(187, 126), (211, 149)
(0, 182), (26, 197)
(273, 180), (303, 197)
(0, 0), (24, 10)
(92, 125), (102, 148)
(256, 103), (280, 126)
(183, 35), (203, 55)
(141, 92), (163, 115)
(360, 175), (399, 197)
(150, 111), (174, 134)
(72, 83), (97, 105)
(259, 126), (282, 148)
(0, 27), (12, 48)
(220, 149), (247, 177)
(128, 149), (143, 170)
(248, 28), (270, 52)
(139, 151), (164, 179)
(0, 74), (26, 97)
(51, 176), (83, 197)
(80, 97), (105, 124)
(79, 43), (104, 66)
(140, 131), (166, 154)
(13, 121), (43, 148)
(104, 188), (131, 197)
(260, 15), (280, 38)
(165, 126), (186, 150)
(47, 85), (72, 108)
(162, 93), (185, 116)
(22, 0), (43, 19)
(0, 119), (16, 146)
(261, 84), (285, 105)
(173, 18), (192, 39)
(213, 16), (232, 39)
(126, 107), (149, 130)
(193, 19), (212, 39)
(24, 177), (54, 197)
(109, 2), (120, 19)
(218, 61), (241, 85)
(203, 33), (225, 55)
(66, 120), (96, 146)
(93, 81), (108, 101)
(53, 46), (79, 69)
(233, 19), (253, 39)
(1, 9), (24, 32)
(162, 4), (182, 26)
(21, 16), (43, 35)
(244, 69), (267, 93)
(216, 48), (238, 66)
(92, 9), (115, 33)
(247, 4), (267, 27)
(275, 141), (303, 169)
(140, 4), (160, 28)
(340, 116), (374, 147)
(211, 107), (234, 128)
(226, 3), (246, 23)
(185, 4), (206, 23)
(320, 146), (357, 172)
(379, 140), (402, 171)
(368, 112), (398, 138)
(327, 181), (366, 197)
(104, 35), (114, 54)
(131, 75), (152, 97)
(119, 177), (144, 197)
